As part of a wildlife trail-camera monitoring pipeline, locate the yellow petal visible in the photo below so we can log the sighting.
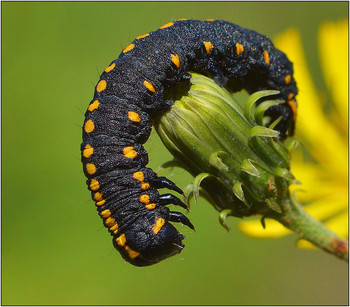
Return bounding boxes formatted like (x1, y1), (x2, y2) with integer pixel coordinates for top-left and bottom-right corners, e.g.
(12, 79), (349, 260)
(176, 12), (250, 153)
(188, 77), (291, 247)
(323, 212), (349, 237)
(238, 218), (292, 238)
(274, 29), (347, 175)
(302, 198), (347, 221)
(318, 20), (349, 128)
(296, 239), (317, 249)
(290, 161), (347, 203)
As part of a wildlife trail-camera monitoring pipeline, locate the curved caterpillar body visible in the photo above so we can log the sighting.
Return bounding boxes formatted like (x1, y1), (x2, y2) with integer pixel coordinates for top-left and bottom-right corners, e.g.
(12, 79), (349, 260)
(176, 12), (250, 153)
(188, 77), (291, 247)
(81, 19), (298, 266)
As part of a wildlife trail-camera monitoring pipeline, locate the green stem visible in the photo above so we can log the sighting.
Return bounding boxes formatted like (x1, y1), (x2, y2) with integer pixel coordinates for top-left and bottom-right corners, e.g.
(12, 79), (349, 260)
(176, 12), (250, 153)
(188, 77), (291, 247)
(271, 187), (348, 262)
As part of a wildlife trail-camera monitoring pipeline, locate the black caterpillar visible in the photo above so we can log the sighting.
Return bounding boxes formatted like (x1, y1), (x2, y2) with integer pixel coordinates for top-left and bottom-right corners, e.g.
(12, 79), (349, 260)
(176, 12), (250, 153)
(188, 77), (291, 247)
(81, 19), (298, 266)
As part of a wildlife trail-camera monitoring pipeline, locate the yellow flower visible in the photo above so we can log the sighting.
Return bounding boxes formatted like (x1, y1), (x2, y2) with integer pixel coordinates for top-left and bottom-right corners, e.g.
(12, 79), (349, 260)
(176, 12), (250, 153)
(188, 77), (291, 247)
(238, 20), (349, 248)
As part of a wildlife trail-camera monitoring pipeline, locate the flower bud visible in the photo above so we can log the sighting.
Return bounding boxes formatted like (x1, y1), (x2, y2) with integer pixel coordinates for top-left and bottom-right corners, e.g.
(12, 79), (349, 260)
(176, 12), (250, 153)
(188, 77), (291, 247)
(154, 73), (297, 229)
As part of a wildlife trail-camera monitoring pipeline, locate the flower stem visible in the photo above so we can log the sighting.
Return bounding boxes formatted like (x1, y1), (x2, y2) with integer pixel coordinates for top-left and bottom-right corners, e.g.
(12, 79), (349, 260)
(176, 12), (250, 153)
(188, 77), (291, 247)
(270, 183), (348, 262)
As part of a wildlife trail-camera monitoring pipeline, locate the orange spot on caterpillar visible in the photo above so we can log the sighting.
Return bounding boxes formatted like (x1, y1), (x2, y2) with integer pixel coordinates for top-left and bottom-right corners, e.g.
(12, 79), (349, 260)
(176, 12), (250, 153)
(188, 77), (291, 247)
(140, 194), (150, 204)
(170, 54), (181, 68)
(288, 99), (297, 121)
(84, 120), (95, 133)
(141, 183), (150, 190)
(88, 100), (100, 112)
(128, 111), (141, 123)
(83, 144), (93, 158)
(123, 43), (135, 53)
(236, 43), (244, 55)
(160, 22), (174, 29)
(123, 146), (137, 159)
(125, 246), (140, 259)
(145, 203), (156, 210)
(143, 80), (156, 93)
(101, 209), (112, 219)
(115, 233), (126, 246)
(153, 217), (165, 234)
(96, 200), (106, 206)
(105, 217), (116, 227)
(203, 41), (214, 54)
(86, 163), (96, 175)
(136, 33), (149, 39)
(116, 234), (126, 246)
(94, 192), (103, 202)
(96, 80), (107, 92)
(89, 179), (100, 191)
(109, 223), (118, 233)
(285, 74), (291, 85)
(264, 50), (270, 66)
(133, 171), (145, 182)
(104, 63), (115, 73)
(288, 93), (295, 100)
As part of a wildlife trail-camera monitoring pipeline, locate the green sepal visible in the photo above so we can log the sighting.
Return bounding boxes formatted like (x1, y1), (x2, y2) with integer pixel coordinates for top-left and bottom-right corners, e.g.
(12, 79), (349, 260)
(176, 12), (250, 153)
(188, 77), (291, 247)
(249, 125), (280, 140)
(255, 100), (284, 125)
(183, 173), (215, 206)
(209, 151), (229, 171)
(183, 183), (194, 208)
(261, 216), (266, 229)
(265, 198), (282, 213)
(233, 182), (250, 208)
(268, 116), (283, 130)
(233, 182), (245, 201)
(192, 173), (211, 204)
(244, 90), (280, 124)
(286, 138), (301, 152)
(241, 159), (261, 177)
(219, 209), (233, 232)
(274, 167), (298, 183)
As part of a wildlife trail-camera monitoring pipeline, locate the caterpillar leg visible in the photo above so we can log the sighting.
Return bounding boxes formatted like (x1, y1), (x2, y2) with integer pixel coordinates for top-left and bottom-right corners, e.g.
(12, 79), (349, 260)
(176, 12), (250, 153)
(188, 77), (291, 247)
(169, 211), (195, 230)
(151, 176), (183, 194)
(159, 193), (189, 211)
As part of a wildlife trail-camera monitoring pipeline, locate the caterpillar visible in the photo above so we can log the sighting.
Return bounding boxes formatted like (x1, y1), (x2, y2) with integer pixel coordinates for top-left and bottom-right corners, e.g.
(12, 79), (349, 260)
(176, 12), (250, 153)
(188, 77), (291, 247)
(81, 19), (298, 266)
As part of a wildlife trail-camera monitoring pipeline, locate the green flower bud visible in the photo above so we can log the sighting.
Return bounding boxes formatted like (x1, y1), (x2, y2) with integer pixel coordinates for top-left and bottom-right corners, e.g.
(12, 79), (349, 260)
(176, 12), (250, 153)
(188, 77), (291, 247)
(154, 72), (296, 228)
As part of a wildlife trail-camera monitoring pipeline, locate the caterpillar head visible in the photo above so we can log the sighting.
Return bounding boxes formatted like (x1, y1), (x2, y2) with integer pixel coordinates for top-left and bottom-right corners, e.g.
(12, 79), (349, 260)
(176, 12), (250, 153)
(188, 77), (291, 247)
(113, 221), (185, 267)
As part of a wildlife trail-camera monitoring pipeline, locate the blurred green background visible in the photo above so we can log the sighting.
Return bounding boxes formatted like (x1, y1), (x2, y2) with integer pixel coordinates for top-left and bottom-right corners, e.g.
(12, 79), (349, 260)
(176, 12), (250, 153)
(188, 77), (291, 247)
(2, 2), (348, 305)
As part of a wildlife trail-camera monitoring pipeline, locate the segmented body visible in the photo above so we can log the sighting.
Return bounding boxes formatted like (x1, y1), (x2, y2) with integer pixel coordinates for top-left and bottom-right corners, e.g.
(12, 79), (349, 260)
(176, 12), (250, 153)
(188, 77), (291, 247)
(81, 19), (298, 266)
